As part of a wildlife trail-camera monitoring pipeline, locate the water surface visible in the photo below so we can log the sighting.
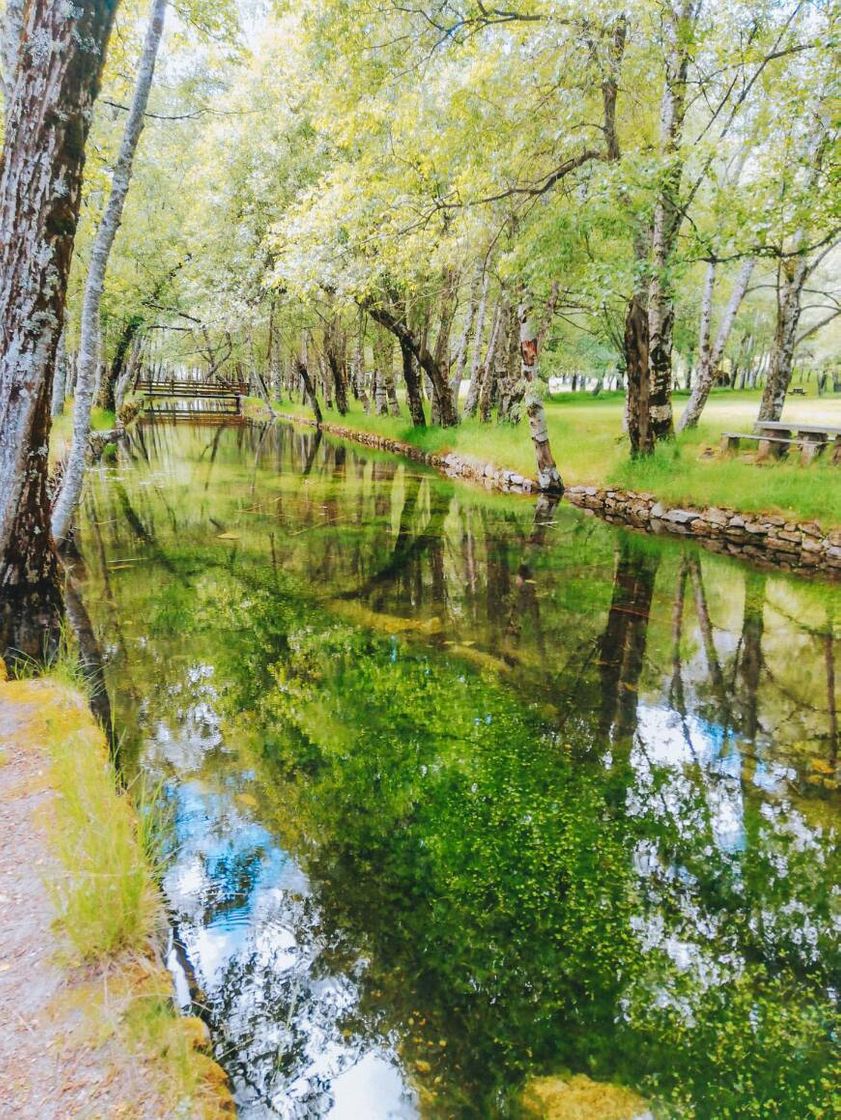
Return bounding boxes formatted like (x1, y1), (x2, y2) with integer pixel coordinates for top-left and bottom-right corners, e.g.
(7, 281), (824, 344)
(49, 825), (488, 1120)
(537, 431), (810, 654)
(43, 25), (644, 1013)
(79, 419), (839, 1119)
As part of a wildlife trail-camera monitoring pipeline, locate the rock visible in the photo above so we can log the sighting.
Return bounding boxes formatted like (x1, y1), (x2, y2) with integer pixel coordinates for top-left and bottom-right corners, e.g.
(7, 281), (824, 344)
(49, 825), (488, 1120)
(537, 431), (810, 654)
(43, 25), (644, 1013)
(663, 508), (698, 525)
(768, 537), (799, 554)
(800, 520), (823, 539)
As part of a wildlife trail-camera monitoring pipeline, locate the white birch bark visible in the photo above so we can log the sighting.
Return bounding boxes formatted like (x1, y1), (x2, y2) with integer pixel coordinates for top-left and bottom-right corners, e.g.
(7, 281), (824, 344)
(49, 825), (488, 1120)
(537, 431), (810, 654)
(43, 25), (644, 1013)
(518, 302), (563, 494)
(0, 0), (23, 113)
(463, 270), (490, 417)
(679, 258), (754, 431)
(52, 0), (168, 542)
(50, 326), (67, 418)
(450, 264), (482, 407)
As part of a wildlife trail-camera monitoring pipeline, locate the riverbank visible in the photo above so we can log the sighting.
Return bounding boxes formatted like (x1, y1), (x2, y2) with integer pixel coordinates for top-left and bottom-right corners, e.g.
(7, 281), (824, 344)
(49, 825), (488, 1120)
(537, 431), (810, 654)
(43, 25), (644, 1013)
(278, 392), (841, 528)
(0, 663), (233, 1118)
(275, 399), (841, 576)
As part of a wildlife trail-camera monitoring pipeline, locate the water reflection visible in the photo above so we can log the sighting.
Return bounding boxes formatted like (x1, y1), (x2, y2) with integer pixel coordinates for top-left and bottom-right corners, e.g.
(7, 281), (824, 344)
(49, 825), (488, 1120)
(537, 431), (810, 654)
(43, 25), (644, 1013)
(76, 419), (839, 1119)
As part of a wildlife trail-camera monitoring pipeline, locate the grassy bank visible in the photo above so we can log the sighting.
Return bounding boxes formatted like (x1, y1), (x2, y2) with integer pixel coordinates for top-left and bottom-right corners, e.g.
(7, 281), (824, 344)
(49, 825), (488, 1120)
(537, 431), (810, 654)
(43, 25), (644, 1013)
(0, 657), (233, 1118)
(279, 390), (841, 528)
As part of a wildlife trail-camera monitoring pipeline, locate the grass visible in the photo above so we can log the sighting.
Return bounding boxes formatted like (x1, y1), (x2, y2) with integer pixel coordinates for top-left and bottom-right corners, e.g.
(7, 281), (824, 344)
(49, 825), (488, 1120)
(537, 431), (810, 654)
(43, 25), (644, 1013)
(278, 388), (841, 528)
(0, 650), (234, 1117)
(40, 686), (156, 960)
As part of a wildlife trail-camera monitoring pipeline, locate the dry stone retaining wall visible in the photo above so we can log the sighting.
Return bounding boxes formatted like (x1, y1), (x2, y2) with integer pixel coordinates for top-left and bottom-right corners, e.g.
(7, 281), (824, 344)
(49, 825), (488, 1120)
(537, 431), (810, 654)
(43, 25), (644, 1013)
(276, 412), (841, 577)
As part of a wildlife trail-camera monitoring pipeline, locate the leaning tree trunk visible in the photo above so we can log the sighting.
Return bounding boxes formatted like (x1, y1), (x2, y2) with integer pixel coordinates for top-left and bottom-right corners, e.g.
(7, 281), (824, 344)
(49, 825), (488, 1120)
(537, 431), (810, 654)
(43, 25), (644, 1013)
(0, 0), (118, 594)
(52, 0), (168, 545)
(367, 303), (458, 426)
(679, 257), (754, 431)
(757, 255), (810, 423)
(295, 358), (322, 424)
(518, 302), (563, 494)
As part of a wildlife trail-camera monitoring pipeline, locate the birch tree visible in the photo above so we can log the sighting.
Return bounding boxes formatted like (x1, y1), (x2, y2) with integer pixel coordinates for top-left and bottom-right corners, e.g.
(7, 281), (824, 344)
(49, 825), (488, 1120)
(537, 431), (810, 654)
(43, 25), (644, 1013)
(518, 302), (563, 494)
(52, 0), (169, 544)
(0, 0), (118, 593)
(678, 257), (754, 430)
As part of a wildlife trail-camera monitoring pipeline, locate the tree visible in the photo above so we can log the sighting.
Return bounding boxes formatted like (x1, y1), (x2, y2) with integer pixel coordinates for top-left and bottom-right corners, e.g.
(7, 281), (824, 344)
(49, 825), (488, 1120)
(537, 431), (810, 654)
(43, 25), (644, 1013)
(0, 0), (118, 598)
(678, 258), (755, 430)
(52, 0), (169, 545)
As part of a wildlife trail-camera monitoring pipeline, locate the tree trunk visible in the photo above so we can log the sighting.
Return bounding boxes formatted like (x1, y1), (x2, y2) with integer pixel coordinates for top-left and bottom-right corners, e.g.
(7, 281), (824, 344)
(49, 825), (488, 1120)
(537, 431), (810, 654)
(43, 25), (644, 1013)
(497, 303), (526, 423)
(50, 327), (68, 419)
(324, 315), (349, 415)
(477, 301), (503, 422)
(98, 314), (143, 413)
(399, 335), (426, 427)
(367, 302), (457, 425)
(679, 258), (754, 431)
(115, 337), (142, 415)
(463, 272), (491, 417)
(350, 320), (370, 412)
(624, 294), (652, 457)
(647, 0), (697, 442)
(518, 302), (563, 494)
(52, 0), (168, 544)
(0, 0), (118, 592)
(757, 254), (810, 423)
(295, 358), (322, 424)
(0, 0), (23, 116)
(451, 265), (482, 407)
(373, 328), (399, 416)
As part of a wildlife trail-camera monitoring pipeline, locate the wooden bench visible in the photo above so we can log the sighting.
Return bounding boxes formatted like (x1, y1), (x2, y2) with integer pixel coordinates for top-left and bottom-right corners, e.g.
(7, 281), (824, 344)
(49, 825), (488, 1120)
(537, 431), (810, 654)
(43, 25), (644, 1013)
(721, 432), (795, 456)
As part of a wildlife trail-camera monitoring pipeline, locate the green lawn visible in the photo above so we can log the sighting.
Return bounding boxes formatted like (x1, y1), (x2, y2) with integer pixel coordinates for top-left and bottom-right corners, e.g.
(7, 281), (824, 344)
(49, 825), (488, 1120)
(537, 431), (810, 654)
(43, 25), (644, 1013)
(279, 389), (841, 528)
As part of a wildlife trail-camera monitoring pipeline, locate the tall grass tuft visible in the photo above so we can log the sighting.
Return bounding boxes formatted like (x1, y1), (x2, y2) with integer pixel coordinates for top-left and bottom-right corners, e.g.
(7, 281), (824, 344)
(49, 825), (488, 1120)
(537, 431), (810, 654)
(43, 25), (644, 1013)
(44, 716), (156, 960)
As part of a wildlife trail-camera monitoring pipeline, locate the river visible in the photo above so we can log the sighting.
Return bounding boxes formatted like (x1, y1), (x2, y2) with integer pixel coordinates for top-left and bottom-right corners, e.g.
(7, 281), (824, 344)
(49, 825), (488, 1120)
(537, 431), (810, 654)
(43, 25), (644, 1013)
(77, 418), (839, 1120)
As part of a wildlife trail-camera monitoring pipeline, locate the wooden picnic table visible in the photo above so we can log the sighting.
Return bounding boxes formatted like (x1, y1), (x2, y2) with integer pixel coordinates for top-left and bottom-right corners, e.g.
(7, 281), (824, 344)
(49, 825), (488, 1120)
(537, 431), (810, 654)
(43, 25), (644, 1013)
(721, 419), (841, 464)
(756, 420), (841, 436)
(754, 420), (841, 464)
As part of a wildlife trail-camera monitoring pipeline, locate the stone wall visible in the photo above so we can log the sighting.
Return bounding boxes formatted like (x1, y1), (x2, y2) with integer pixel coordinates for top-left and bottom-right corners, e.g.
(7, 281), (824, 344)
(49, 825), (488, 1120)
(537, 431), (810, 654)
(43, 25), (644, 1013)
(564, 486), (841, 574)
(276, 412), (841, 577)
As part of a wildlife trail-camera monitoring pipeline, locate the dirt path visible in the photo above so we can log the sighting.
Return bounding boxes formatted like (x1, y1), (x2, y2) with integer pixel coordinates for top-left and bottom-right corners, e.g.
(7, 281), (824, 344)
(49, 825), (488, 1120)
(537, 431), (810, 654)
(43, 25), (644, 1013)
(0, 674), (232, 1119)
